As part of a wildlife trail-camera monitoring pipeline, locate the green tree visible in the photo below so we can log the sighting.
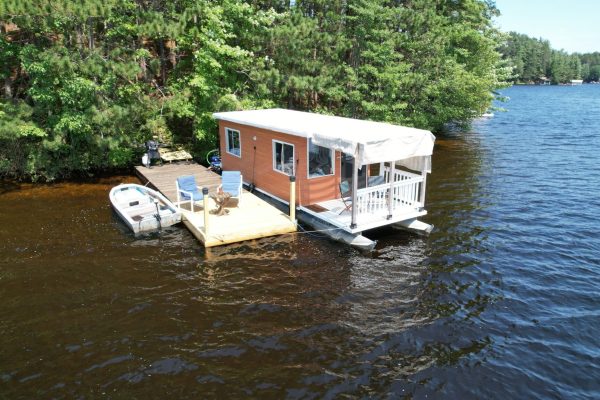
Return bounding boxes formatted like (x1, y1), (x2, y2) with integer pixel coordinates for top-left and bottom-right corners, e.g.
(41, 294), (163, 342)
(0, 0), (511, 181)
(392, 0), (508, 129)
(588, 65), (600, 81)
(499, 31), (597, 84)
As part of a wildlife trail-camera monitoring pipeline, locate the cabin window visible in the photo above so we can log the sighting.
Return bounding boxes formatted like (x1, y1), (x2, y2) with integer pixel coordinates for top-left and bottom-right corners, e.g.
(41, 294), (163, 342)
(226, 128), (241, 157)
(308, 139), (333, 178)
(273, 140), (295, 176)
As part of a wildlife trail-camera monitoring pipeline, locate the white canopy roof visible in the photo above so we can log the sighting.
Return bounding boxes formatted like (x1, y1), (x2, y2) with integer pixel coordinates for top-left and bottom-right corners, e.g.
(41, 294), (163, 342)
(213, 109), (435, 171)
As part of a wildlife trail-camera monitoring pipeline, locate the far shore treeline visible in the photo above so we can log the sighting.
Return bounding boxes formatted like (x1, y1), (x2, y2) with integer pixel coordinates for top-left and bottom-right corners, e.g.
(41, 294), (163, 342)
(2, 0), (510, 181)
(501, 32), (600, 84)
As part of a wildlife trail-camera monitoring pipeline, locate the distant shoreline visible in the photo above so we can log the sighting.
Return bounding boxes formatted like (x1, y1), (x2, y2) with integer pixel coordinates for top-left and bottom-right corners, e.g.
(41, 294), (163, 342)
(511, 82), (600, 86)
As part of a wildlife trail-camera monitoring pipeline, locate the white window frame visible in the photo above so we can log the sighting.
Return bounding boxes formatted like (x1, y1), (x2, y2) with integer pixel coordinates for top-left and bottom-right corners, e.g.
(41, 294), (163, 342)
(306, 138), (335, 179)
(225, 127), (241, 158)
(272, 139), (295, 176)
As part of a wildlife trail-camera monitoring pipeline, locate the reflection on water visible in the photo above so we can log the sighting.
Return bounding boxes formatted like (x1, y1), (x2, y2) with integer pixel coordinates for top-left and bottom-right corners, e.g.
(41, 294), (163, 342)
(2, 85), (600, 398)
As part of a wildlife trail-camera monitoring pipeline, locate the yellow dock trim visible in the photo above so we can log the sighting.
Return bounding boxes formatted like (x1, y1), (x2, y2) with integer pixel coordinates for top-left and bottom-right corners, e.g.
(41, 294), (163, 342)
(135, 163), (297, 247)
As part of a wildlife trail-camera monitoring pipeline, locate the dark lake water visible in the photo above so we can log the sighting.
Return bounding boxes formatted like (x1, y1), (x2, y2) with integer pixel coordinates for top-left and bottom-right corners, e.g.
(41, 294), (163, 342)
(1, 85), (600, 398)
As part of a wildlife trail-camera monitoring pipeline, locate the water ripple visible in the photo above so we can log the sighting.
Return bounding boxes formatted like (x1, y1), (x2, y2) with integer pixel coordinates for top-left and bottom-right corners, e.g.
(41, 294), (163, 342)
(2, 86), (600, 398)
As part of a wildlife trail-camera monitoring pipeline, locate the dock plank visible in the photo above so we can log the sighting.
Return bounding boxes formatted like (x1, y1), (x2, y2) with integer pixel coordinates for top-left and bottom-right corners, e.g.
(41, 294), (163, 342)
(135, 162), (297, 247)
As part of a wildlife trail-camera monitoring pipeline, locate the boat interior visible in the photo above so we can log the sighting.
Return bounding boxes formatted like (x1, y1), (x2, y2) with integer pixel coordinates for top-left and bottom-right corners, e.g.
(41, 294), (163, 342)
(114, 186), (174, 221)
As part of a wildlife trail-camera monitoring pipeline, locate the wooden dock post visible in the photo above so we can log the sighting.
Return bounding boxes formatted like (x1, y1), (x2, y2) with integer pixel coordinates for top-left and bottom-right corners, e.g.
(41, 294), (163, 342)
(202, 187), (209, 235)
(387, 159), (396, 220)
(289, 175), (296, 222)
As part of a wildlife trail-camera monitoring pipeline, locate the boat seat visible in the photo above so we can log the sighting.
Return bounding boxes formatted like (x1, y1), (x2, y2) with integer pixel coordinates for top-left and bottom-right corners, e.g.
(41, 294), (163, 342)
(116, 187), (153, 208)
(129, 203), (174, 221)
(126, 202), (157, 216)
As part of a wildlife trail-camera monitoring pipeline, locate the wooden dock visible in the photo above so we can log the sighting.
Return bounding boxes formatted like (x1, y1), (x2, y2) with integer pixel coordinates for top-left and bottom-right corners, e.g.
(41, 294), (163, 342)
(135, 162), (297, 247)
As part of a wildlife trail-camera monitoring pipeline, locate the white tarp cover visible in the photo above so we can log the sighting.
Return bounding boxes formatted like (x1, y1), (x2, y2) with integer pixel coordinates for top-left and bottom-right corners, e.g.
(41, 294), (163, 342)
(213, 109), (436, 171)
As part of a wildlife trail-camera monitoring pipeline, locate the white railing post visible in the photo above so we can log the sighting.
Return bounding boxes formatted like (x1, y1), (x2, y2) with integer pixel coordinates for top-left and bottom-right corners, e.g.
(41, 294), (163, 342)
(387, 160), (395, 219)
(350, 158), (358, 229)
(419, 165), (427, 208)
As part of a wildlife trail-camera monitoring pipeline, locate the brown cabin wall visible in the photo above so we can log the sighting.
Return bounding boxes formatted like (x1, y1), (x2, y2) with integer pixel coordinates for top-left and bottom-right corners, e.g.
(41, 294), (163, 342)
(218, 121), (341, 206)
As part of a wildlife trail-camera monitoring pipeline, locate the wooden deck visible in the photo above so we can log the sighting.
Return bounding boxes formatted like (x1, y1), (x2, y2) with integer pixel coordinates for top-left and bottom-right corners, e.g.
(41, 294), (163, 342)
(135, 162), (297, 247)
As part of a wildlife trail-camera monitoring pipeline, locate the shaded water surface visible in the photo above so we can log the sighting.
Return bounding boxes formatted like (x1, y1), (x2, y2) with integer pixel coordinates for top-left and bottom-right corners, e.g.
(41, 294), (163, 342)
(1, 85), (600, 398)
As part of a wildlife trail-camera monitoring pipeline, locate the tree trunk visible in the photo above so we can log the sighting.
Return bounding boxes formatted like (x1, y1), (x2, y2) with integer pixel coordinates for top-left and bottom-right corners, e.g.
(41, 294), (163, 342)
(87, 18), (94, 50)
(139, 55), (147, 82)
(138, 37), (147, 82)
(158, 39), (167, 85)
(167, 39), (177, 68)
(134, 13), (147, 82)
(13, 66), (22, 98)
(4, 76), (12, 99)
(312, 47), (318, 108)
(75, 24), (84, 52)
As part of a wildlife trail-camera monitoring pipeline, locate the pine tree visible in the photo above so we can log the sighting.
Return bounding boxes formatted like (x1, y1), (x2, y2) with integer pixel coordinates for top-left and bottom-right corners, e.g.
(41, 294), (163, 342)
(0, 0), (512, 180)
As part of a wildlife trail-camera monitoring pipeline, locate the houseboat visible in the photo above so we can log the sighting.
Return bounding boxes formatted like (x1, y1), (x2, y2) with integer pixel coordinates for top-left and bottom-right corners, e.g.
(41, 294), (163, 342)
(212, 109), (435, 250)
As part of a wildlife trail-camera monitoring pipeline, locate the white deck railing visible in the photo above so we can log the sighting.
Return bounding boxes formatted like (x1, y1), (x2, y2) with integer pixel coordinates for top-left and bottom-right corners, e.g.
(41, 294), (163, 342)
(355, 168), (424, 217)
(383, 166), (421, 184)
